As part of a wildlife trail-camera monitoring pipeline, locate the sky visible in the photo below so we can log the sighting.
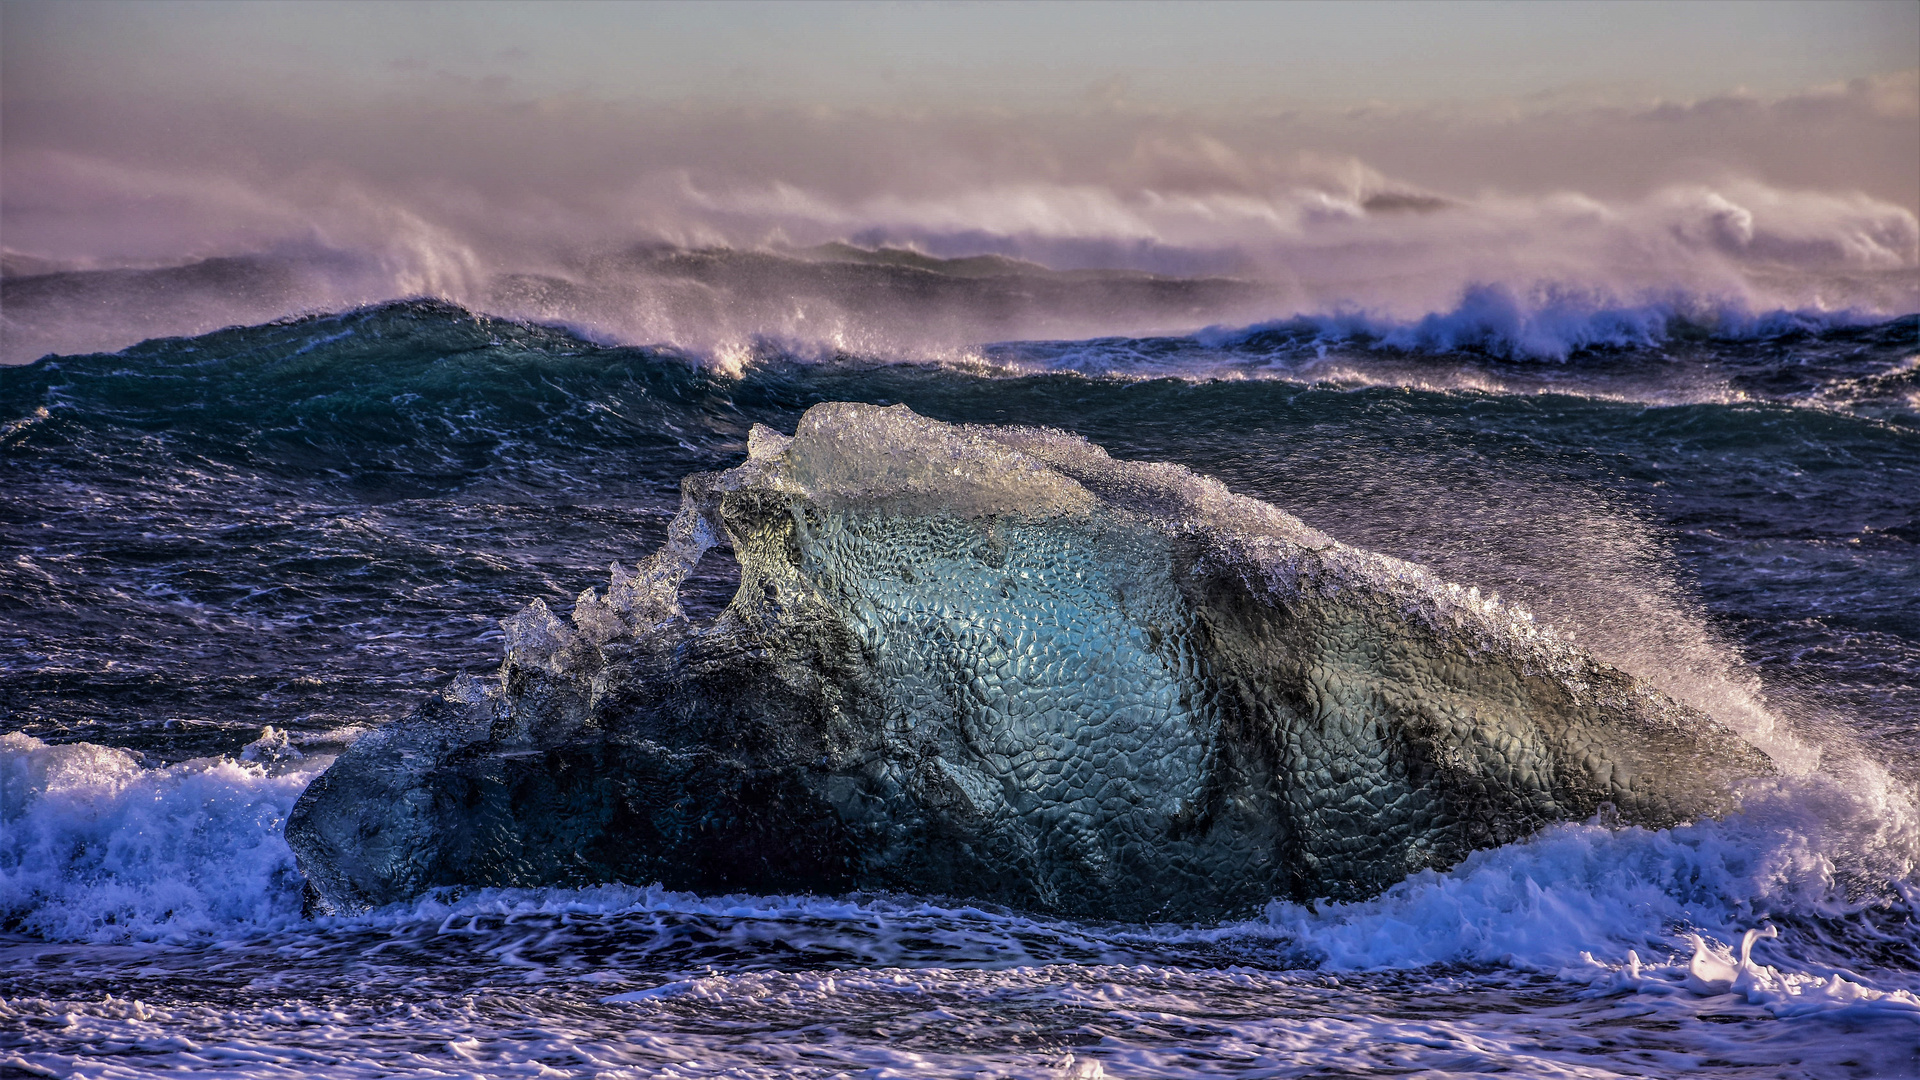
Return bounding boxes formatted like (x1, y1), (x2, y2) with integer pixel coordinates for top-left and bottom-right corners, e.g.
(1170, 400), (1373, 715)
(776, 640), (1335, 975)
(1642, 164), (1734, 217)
(7, 1), (1917, 110)
(2, 0), (1916, 360)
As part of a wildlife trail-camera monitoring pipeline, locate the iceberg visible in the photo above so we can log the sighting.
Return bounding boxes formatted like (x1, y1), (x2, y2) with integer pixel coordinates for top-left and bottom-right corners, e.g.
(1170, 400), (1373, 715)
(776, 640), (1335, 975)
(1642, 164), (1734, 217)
(286, 403), (1770, 919)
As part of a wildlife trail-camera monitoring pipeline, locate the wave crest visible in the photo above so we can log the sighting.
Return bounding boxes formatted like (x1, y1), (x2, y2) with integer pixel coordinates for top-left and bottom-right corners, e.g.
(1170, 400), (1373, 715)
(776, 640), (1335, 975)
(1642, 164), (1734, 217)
(1203, 285), (1890, 362)
(4, 169), (1913, 366)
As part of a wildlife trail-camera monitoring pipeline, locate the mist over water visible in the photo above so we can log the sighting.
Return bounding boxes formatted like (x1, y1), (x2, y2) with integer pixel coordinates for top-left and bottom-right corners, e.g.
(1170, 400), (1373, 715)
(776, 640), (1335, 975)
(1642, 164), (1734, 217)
(5, 68), (1917, 364)
(3, 173), (1914, 366)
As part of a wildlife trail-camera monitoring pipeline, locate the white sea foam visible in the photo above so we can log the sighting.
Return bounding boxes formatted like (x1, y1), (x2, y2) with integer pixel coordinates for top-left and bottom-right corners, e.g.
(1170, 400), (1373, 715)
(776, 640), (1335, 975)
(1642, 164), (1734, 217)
(0, 732), (322, 942)
(1233, 764), (1920, 1022)
(1196, 286), (1890, 362)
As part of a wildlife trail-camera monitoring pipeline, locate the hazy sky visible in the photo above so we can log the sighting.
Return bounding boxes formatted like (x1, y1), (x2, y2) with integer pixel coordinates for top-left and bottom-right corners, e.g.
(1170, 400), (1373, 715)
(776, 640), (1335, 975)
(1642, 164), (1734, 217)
(6, 0), (1917, 109)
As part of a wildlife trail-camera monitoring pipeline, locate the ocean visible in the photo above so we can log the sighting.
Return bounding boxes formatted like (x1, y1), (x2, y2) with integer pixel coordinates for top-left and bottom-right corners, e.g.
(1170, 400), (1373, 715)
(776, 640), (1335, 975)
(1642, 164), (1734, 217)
(2, 275), (1917, 1078)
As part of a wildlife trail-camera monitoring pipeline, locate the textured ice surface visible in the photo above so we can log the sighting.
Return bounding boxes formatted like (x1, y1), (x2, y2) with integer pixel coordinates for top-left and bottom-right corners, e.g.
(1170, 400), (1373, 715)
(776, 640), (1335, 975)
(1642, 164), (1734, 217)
(286, 403), (1771, 919)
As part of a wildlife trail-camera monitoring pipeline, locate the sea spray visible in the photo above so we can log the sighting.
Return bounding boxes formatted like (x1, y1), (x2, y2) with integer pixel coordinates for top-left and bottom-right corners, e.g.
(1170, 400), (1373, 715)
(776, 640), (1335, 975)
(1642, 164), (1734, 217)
(0, 732), (323, 942)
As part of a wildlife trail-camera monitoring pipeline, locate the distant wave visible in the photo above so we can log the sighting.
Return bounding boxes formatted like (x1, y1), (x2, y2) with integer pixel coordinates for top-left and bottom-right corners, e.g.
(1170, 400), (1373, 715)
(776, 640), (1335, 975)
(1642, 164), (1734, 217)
(1196, 285), (1895, 361)
(4, 173), (1915, 366)
(7, 297), (1915, 432)
(4, 249), (1912, 369)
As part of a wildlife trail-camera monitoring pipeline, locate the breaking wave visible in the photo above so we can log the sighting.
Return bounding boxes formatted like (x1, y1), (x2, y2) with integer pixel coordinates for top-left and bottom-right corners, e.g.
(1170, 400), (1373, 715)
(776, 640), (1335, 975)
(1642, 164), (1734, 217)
(4, 170), (1914, 366)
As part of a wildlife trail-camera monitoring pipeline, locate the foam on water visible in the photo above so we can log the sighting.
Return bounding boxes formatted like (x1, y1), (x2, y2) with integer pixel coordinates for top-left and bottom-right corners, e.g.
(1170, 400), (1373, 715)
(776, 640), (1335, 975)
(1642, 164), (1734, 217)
(989, 291), (1910, 392)
(0, 731), (323, 942)
(1243, 768), (1919, 1007)
(1199, 288), (1887, 363)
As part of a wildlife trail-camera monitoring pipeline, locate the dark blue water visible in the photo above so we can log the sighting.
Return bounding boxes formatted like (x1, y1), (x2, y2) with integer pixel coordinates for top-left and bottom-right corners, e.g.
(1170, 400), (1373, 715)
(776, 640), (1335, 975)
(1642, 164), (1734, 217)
(3, 301), (1917, 1077)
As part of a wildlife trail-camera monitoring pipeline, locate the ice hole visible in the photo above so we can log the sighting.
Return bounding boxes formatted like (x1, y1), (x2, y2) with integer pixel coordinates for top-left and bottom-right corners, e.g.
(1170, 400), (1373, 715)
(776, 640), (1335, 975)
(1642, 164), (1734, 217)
(678, 543), (741, 624)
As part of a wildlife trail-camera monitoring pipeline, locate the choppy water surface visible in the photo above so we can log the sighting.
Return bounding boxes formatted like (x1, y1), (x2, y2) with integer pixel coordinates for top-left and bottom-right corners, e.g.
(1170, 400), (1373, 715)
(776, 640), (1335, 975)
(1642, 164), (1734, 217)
(3, 301), (1917, 1077)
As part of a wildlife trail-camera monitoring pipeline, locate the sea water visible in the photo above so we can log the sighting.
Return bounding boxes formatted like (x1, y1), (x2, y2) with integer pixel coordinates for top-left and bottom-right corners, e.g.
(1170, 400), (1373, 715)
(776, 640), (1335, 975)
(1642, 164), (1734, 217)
(3, 294), (1917, 1077)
